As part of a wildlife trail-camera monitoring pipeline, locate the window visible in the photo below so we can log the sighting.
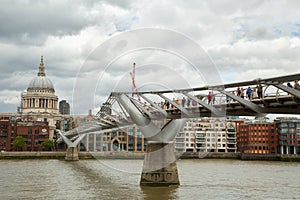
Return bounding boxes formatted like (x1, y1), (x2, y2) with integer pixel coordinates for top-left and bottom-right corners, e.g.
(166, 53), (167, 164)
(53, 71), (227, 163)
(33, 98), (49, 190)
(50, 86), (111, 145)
(176, 138), (184, 143)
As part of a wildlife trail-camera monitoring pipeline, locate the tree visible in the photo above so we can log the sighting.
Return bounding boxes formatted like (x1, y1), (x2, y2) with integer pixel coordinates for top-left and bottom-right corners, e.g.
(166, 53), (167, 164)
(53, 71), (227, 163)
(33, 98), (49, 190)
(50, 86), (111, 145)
(12, 136), (25, 151)
(41, 139), (53, 151)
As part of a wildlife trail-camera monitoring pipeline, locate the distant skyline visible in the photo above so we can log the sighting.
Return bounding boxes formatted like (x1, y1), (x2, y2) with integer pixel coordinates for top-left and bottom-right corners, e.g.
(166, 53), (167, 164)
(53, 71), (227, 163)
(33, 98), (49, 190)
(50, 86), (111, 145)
(1, 0), (300, 115)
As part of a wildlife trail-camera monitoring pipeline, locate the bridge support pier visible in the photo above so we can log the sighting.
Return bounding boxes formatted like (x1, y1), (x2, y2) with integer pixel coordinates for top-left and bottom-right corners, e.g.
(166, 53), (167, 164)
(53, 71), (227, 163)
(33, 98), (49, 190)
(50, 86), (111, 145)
(140, 141), (179, 186)
(65, 147), (79, 161)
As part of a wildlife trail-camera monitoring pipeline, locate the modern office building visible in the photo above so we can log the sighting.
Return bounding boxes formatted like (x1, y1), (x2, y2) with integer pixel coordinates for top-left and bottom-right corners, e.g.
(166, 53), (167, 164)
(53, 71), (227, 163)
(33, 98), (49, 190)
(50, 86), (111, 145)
(79, 125), (146, 152)
(174, 118), (238, 153)
(73, 109), (146, 152)
(275, 118), (300, 155)
(59, 100), (70, 115)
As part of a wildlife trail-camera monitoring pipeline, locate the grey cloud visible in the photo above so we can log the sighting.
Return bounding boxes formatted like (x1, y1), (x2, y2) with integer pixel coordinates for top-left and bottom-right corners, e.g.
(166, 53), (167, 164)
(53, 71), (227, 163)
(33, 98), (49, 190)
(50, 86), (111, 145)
(0, 0), (136, 45)
(2, 0), (300, 114)
(0, 1), (90, 45)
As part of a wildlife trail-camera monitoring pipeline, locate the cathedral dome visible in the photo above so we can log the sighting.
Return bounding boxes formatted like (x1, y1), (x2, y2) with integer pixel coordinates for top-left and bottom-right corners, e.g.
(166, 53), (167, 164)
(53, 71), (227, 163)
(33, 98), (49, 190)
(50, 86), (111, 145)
(27, 56), (55, 91)
(28, 76), (54, 90)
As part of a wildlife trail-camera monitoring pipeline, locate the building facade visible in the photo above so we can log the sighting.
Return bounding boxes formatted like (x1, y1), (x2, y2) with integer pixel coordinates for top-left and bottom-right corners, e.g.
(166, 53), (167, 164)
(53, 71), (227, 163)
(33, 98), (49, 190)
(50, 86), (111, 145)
(236, 121), (277, 154)
(275, 118), (300, 155)
(20, 56), (63, 139)
(174, 118), (238, 153)
(0, 116), (14, 151)
(59, 100), (70, 115)
(73, 110), (146, 152)
(0, 114), (50, 151)
(14, 121), (49, 151)
(79, 125), (146, 152)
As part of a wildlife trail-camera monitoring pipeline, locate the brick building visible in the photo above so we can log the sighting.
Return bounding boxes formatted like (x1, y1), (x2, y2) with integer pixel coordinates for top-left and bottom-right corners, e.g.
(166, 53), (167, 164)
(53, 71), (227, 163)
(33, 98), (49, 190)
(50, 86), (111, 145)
(0, 116), (14, 151)
(0, 114), (50, 151)
(14, 121), (50, 151)
(237, 121), (277, 154)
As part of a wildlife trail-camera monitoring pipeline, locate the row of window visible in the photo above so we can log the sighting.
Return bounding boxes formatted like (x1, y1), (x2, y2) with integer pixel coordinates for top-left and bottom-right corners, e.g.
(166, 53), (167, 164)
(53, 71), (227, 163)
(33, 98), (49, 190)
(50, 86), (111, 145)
(18, 134), (47, 138)
(278, 122), (300, 128)
(176, 143), (227, 148)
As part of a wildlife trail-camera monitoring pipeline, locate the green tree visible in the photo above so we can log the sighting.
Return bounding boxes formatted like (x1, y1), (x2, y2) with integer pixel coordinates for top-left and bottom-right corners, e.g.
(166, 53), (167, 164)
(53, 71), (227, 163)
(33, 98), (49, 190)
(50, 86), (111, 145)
(12, 136), (25, 151)
(41, 139), (53, 151)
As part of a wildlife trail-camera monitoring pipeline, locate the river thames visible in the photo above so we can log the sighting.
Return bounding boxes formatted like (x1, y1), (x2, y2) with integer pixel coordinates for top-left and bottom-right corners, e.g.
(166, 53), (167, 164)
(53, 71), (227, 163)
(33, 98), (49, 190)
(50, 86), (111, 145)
(0, 159), (299, 199)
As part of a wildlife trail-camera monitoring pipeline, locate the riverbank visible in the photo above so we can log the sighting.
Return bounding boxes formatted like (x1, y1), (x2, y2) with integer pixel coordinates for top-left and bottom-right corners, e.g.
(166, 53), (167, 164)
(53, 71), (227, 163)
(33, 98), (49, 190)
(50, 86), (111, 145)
(1, 151), (300, 162)
(0, 151), (145, 160)
(179, 152), (300, 162)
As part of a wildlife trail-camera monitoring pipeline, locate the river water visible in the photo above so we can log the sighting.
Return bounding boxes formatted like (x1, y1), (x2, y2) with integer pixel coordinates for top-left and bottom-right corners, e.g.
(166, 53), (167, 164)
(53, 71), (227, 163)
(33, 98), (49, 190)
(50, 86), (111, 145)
(0, 159), (299, 200)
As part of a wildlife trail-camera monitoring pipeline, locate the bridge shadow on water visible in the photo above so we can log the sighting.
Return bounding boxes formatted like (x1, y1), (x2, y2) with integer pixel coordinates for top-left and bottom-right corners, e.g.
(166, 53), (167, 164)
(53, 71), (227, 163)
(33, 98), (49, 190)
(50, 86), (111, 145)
(141, 186), (179, 200)
(63, 160), (181, 199)
(63, 160), (143, 199)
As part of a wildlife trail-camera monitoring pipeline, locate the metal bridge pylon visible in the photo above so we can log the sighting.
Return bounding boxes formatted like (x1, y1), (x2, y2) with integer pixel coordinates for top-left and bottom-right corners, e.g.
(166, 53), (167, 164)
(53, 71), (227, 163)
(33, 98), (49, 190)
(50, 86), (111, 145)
(117, 93), (186, 186)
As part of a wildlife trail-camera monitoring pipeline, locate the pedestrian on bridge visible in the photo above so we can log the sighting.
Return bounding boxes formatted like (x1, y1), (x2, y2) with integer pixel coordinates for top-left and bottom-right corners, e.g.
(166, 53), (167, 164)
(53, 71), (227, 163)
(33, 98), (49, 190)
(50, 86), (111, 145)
(172, 98), (176, 109)
(237, 87), (241, 97)
(252, 88), (258, 99)
(287, 82), (293, 88)
(246, 87), (252, 99)
(187, 98), (191, 107)
(176, 98), (181, 106)
(294, 80), (300, 90)
(257, 84), (263, 99)
(208, 92), (212, 104)
(240, 88), (245, 98)
(181, 97), (186, 107)
(163, 100), (169, 110)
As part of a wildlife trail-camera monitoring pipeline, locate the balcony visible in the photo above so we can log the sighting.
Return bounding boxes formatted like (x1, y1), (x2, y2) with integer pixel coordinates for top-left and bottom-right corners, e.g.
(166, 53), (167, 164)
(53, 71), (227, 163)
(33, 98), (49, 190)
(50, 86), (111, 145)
(196, 139), (205, 143)
(227, 139), (236, 144)
(227, 135), (236, 139)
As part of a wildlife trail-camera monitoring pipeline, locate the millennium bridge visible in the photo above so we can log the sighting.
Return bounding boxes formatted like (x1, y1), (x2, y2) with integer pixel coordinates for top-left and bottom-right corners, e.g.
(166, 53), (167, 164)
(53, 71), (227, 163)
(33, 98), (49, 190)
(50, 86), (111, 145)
(58, 72), (300, 186)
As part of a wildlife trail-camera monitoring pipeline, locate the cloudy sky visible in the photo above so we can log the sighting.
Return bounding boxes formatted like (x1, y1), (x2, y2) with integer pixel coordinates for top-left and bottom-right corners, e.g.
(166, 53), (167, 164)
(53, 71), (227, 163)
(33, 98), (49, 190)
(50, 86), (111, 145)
(1, 0), (300, 115)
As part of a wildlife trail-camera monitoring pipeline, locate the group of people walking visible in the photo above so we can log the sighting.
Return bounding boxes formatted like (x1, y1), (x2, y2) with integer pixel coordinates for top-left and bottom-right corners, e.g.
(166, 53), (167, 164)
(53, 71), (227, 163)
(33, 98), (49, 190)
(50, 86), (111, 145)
(161, 97), (198, 110)
(143, 80), (300, 111)
(287, 80), (300, 90)
(232, 83), (263, 101)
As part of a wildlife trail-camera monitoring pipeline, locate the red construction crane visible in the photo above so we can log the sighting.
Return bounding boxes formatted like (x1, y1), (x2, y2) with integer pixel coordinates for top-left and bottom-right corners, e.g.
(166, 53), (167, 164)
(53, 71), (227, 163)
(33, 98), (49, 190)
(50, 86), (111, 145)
(130, 62), (140, 101)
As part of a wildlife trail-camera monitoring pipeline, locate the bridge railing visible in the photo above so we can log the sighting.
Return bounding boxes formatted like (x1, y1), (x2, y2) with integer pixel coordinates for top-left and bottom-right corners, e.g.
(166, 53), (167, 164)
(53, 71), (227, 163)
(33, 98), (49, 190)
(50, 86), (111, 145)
(100, 73), (300, 119)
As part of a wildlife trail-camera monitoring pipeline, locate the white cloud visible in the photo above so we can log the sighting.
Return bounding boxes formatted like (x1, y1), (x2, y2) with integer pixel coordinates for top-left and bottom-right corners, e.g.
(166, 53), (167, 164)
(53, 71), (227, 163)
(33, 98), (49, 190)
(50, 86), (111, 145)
(1, 0), (300, 115)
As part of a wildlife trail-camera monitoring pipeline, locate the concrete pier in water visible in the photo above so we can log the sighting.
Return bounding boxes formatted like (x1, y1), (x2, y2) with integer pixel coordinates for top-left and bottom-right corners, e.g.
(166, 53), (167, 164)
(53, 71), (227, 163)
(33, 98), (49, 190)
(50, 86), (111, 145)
(65, 147), (79, 161)
(140, 142), (179, 186)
